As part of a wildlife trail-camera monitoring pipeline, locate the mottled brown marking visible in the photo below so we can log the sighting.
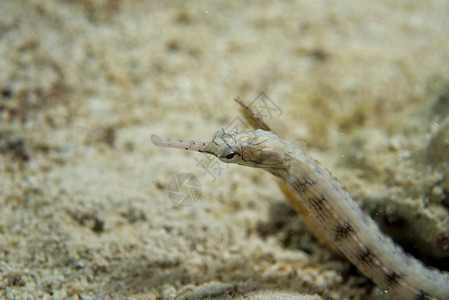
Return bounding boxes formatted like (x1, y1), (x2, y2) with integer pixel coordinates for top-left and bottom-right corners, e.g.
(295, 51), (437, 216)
(385, 271), (403, 287)
(308, 195), (328, 213)
(416, 290), (431, 300)
(334, 221), (355, 241)
(292, 176), (315, 192)
(357, 248), (376, 266)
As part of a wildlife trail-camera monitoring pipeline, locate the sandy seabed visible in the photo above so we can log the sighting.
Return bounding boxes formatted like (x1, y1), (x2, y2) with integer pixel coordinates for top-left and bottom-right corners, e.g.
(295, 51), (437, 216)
(1, 1), (449, 299)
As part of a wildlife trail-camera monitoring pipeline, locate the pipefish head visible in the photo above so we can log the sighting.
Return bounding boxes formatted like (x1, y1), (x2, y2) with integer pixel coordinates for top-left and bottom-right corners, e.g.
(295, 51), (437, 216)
(152, 128), (289, 172)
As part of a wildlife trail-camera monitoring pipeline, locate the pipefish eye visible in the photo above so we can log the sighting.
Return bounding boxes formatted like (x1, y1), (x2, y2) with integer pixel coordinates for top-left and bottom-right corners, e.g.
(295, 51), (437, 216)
(225, 153), (235, 159)
(218, 149), (241, 163)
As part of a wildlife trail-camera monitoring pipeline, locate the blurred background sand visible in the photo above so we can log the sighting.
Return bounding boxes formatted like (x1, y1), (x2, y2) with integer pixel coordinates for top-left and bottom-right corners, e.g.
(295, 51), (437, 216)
(1, 1), (449, 299)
